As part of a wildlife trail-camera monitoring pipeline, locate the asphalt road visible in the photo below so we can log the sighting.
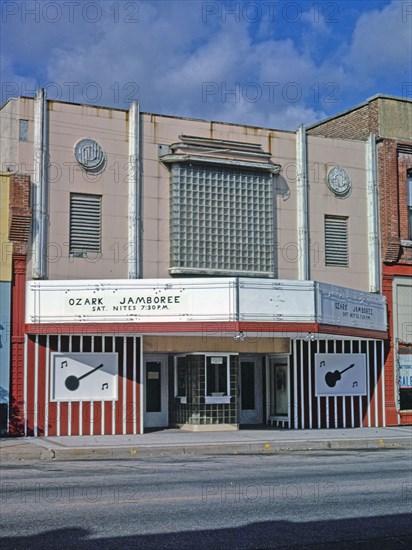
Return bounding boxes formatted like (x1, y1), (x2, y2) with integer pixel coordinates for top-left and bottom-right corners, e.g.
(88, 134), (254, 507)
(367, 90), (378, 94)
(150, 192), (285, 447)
(1, 449), (411, 549)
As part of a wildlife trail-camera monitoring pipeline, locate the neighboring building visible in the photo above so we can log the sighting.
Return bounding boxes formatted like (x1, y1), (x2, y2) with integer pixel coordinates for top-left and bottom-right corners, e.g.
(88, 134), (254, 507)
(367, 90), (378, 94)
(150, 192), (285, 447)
(0, 172), (32, 434)
(307, 94), (412, 426)
(0, 92), (387, 436)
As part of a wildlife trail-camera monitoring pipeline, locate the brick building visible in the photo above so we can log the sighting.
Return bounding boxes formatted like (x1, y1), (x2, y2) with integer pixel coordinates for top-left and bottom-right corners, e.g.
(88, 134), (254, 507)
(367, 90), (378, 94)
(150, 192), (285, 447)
(0, 174), (32, 433)
(307, 94), (412, 426)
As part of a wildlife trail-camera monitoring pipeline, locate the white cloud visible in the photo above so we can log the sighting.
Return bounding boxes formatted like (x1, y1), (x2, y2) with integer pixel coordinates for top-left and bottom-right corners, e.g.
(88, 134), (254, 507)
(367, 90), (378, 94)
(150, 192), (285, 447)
(1, 1), (410, 130)
(344, 1), (411, 82)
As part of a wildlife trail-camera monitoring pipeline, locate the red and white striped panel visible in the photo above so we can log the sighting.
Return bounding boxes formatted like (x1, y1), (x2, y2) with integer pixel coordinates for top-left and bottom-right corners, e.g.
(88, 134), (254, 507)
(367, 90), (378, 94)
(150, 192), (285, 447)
(291, 339), (386, 429)
(24, 334), (142, 437)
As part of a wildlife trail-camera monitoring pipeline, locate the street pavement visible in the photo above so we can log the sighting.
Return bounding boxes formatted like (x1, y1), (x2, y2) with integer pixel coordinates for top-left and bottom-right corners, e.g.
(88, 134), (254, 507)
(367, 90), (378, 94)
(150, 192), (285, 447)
(1, 448), (411, 548)
(1, 426), (411, 461)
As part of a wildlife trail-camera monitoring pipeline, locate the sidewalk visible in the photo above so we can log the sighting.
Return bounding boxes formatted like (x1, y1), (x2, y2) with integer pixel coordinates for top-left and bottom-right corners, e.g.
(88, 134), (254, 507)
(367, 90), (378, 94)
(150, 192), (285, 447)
(1, 426), (411, 461)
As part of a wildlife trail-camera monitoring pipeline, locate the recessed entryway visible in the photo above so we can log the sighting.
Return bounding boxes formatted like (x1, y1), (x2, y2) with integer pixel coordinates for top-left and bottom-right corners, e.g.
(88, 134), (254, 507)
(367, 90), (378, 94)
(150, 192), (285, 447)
(267, 356), (290, 428)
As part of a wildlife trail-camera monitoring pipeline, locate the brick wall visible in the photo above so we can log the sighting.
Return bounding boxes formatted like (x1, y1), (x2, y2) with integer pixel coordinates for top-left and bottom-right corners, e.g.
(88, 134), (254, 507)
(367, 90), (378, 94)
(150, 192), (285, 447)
(378, 141), (412, 265)
(307, 101), (378, 140)
(9, 255), (27, 435)
(369, 99), (379, 137)
(398, 147), (412, 264)
(8, 174), (31, 435)
(378, 140), (399, 262)
(9, 174), (30, 209)
(8, 174), (31, 255)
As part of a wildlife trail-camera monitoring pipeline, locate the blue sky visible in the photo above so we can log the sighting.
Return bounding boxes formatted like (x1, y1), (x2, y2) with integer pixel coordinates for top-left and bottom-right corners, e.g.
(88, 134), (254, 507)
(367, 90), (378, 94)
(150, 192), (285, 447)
(1, 0), (411, 129)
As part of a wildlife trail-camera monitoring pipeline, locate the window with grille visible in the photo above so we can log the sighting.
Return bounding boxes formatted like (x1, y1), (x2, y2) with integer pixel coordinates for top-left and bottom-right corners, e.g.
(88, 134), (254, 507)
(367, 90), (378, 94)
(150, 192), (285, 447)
(170, 163), (274, 275)
(324, 216), (349, 267)
(69, 193), (102, 254)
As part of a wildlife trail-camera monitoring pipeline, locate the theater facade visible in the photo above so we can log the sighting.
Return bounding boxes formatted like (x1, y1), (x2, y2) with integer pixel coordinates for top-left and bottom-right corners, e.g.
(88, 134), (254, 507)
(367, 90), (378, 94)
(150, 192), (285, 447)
(1, 91), (389, 435)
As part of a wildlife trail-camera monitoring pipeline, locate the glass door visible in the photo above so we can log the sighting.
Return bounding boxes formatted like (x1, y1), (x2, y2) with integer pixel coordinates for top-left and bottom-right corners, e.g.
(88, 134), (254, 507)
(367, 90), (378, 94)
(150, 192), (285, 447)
(239, 357), (262, 424)
(268, 357), (290, 425)
(144, 355), (168, 428)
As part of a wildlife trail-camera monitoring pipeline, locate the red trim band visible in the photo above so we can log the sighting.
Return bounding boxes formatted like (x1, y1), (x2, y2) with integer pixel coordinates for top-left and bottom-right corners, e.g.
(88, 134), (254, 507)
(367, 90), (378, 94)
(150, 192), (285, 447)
(25, 321), (386, 340)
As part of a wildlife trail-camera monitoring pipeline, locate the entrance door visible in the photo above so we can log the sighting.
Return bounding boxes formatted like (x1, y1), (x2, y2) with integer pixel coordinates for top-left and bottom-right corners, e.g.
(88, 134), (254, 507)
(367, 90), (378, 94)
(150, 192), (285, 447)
(144, 355), (168, 428)
(239, 357), (262, 424)
(268, 358), (290, 425)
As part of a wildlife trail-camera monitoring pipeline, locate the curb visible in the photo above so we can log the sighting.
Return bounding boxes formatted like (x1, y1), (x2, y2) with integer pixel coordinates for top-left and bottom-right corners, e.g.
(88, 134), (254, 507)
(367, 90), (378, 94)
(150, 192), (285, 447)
(1, 437), (411, 461)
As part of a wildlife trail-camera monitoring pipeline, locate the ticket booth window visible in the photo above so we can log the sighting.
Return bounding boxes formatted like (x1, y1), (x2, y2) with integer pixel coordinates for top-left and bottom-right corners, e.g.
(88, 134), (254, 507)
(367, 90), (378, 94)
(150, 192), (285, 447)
(206, 356), (229, 396)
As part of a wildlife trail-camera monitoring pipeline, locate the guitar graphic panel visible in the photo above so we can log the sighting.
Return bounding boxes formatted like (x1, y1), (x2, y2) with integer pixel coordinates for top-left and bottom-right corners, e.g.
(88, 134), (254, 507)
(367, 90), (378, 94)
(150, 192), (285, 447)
(325, 364), (354, 388)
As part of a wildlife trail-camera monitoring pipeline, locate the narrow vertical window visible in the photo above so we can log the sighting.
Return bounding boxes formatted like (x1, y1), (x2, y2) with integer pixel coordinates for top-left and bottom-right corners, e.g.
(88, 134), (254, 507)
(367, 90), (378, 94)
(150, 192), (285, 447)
(19, 119), (28, 142)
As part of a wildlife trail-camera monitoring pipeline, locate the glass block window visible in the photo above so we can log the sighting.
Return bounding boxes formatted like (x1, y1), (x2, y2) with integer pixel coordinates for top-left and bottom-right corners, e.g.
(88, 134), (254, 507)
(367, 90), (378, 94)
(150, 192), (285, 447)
(170, 163), (274, 275)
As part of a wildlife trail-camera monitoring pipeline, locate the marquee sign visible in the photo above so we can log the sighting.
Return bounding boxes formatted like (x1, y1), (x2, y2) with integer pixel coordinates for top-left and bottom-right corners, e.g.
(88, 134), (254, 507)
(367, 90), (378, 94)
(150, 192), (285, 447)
(315, 353), (367, 397)
(26, 279), (237, 324)
(317, 283), (386, 332)
(25, 278), (387, 332)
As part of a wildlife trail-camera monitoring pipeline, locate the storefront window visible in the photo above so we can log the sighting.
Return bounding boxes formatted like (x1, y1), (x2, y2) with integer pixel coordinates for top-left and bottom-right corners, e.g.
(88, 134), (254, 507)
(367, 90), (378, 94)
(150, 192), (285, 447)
(393, 278), (412, 412)
(399, 352), (412, 411)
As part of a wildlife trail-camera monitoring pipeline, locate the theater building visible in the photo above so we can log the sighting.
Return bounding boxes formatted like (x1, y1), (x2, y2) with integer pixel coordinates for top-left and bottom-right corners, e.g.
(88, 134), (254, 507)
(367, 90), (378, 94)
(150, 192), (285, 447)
(0, 92), (387, 436)
(307, 94), (412, 426)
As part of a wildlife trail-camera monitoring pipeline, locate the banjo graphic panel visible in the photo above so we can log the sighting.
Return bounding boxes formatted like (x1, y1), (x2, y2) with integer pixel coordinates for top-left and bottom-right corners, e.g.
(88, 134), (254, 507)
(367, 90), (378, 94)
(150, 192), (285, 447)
(51, 353), (118, 402)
